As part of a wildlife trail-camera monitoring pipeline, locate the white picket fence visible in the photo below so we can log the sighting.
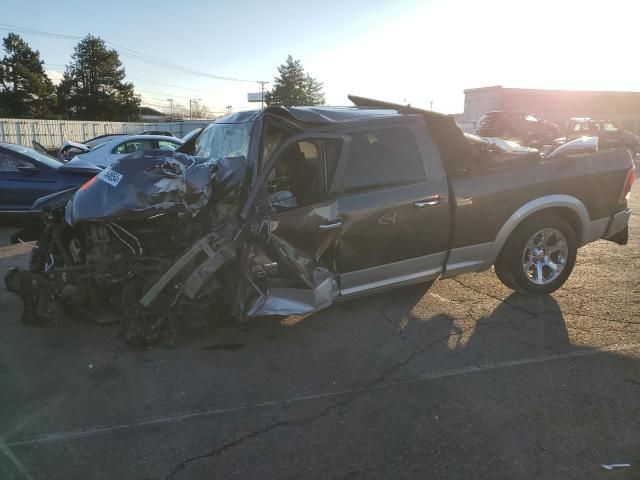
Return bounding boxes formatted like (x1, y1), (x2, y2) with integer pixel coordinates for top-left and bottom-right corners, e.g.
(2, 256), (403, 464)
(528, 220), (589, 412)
(0, 118), (214, 148)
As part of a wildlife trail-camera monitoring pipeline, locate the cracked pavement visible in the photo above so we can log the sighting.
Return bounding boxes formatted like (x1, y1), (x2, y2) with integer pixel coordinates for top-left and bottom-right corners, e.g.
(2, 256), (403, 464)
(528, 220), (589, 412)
(1, 182), (639, 480)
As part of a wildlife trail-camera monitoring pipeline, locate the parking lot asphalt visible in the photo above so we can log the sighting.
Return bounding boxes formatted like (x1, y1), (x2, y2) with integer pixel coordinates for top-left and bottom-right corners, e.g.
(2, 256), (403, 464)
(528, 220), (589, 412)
(1, 184), (639, 480)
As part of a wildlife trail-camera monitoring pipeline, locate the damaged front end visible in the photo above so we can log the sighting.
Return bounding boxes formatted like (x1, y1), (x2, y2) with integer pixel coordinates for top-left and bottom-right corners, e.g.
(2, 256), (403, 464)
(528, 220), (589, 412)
(5, 148), (246, 346)
(5, 114), (347, 346)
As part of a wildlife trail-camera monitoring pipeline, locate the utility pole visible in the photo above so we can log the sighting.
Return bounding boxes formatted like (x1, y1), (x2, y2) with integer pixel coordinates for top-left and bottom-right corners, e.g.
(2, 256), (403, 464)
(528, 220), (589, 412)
(189, 98), (202, 120)
(166, 98), (174, 122)
(258, 81), (269, 109)
(137, 94), (142, 120)
(429, 100), (434, 111)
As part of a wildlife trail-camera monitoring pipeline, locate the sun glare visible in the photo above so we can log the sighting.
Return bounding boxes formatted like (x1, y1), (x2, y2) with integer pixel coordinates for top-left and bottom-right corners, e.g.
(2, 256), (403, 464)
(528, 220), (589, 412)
(315, 0), (640, 112)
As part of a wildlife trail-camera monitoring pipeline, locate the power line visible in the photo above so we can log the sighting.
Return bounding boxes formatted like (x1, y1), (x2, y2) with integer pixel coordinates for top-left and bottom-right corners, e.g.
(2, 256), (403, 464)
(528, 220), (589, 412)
(0, 23), (266, 84)
(138, 96), (220, 112)
(127, 76), (210, 92)
(43, 64), (219, 108)
(105, 40), (259, 83)
(44, 64), (215, 99)
(135, 88), (192, 101)
(0, 24), (79, 41)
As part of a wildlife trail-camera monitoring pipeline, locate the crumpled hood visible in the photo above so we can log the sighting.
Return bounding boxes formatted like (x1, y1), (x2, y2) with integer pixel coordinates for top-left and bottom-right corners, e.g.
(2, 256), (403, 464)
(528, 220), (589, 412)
(65, 150), (247, 225)
(60, 139), (90, 152)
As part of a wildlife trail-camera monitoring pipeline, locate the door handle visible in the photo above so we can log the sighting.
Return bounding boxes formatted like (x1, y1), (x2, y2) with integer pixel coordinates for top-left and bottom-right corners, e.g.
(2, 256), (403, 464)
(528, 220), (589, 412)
(414, 196), (442, 208)
(318, 220), (342, 231)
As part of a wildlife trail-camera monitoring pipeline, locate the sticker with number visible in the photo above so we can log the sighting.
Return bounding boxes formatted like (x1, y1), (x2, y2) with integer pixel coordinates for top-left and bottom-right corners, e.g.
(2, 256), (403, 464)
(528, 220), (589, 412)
(98, 168), (123, 187)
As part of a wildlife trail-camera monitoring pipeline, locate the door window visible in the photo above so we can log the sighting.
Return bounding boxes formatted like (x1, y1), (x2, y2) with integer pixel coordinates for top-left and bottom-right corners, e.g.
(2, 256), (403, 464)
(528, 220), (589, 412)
(113, 140), (154, 154)
(266, 138), (342, 211)
(157, 140), (180, 151)
(0, 153), (19, 172)
(342, 127), (424, 193)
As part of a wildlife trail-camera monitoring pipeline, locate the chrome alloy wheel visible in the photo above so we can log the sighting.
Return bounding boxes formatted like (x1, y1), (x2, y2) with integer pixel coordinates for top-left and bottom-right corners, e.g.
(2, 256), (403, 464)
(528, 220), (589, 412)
(522, 228), (568, 285)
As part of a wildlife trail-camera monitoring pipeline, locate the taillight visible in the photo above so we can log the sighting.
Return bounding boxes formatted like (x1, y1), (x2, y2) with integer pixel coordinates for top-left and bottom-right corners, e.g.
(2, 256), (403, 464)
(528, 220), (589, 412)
(80, 176), (98, 191)
(619, 163), (636, 204)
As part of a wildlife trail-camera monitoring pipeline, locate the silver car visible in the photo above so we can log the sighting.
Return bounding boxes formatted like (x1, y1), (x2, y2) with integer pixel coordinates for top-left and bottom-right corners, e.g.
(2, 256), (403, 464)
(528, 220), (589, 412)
(69, 135), (183, 168)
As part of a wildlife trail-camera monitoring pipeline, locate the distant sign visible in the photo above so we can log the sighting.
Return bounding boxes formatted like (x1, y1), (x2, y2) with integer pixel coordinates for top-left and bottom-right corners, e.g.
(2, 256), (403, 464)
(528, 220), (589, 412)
(247, 92), (265, 102)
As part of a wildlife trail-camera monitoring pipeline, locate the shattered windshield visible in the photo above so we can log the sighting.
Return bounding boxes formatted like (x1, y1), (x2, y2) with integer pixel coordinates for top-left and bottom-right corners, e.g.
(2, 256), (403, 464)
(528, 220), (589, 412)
(193, 122), (251, 161)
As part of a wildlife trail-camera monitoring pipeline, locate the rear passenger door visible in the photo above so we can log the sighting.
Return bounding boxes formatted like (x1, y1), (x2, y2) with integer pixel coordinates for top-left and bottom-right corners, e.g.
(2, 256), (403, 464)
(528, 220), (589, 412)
(334, 123), (451, 295)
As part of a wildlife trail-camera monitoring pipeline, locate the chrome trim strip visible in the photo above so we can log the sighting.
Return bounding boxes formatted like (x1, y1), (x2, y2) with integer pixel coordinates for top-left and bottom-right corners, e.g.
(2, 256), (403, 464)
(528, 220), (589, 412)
(441, 242), (493, 278)
(340, 251), (446, 296)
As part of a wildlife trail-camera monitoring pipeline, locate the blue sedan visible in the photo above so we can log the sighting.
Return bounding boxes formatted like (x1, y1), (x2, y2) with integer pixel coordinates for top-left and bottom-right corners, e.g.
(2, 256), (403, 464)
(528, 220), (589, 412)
(0, 143), (100, 223)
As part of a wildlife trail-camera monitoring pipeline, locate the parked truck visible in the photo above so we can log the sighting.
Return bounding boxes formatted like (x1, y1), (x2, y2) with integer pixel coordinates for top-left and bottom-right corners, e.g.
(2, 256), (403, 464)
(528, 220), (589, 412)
(5, 96), (635, 346)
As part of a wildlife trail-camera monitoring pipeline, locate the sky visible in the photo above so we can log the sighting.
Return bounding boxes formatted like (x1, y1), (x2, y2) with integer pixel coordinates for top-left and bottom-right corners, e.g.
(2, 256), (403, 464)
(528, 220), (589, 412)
(1, 0), (639, 115)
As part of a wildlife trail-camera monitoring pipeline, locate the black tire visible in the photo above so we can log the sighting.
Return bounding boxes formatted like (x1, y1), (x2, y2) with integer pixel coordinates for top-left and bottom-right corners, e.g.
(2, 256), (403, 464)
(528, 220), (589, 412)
(494, 212), (577, 295)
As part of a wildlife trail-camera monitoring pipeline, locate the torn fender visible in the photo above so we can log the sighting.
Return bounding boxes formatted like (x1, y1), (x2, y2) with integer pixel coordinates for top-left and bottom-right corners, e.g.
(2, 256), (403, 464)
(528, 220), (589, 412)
(246, 274), (336, 316)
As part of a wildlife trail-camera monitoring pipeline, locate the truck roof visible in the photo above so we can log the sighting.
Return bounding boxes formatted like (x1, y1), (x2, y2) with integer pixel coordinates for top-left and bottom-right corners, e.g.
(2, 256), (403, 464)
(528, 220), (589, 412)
(216, 106), (405, 125)
(217, 95), (479, 176)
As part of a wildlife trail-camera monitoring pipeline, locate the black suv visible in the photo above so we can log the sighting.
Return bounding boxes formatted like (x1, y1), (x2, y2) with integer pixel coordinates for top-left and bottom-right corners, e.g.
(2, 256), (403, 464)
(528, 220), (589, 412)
(476, 111), (559, 145)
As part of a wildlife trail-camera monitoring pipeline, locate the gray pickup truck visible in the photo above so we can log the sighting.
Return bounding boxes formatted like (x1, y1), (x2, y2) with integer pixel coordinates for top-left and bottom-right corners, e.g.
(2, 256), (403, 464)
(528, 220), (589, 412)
(6, 96), (635, 345)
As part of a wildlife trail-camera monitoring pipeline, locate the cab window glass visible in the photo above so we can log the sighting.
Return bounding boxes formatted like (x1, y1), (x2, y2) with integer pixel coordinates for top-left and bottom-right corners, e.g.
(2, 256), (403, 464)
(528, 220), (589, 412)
(342, 127), (424, 193)
(602, 122), (619, 132)
(323, 139), (342, 191)
(266, 139), (341, 211)
(113, 140), (153, 154)
(525, 114), (538, 122)
(158, 140), (179, 151)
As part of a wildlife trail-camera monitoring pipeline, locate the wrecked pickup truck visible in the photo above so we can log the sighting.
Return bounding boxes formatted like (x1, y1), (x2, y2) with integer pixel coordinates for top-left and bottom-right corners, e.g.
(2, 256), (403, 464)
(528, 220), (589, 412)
(5, 95), (636, 346)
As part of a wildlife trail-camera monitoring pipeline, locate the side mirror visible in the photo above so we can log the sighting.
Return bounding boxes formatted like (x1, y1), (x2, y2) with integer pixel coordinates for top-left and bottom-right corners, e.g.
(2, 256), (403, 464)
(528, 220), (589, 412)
(18, 164), (39, 174)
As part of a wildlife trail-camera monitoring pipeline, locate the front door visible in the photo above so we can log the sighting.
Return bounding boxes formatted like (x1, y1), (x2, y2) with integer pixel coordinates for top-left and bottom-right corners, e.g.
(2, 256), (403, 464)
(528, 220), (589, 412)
(241, 133), (350, 316)
(333, 123), (451, 296)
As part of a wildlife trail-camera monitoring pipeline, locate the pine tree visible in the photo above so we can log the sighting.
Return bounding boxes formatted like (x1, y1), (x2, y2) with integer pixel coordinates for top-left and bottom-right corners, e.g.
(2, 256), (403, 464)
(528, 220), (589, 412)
(57, 35), (140, 120)
(305, 73), (325, 106)
(266, 55), (325, 107)
(0, 33), (56, 118)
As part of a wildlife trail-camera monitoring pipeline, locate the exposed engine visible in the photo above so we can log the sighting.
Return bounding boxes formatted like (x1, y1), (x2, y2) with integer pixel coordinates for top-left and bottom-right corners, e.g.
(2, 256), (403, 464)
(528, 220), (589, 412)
(5, 150), (245, 346)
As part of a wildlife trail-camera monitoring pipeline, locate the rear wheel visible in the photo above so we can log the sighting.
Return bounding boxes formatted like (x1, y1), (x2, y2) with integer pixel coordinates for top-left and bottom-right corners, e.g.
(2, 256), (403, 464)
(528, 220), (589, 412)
(495, 213), (577, 295)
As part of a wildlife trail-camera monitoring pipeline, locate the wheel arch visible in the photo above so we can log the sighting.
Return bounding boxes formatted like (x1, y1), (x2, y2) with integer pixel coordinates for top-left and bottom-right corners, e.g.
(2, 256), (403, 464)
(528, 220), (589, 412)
(483, 195), (589, 269)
